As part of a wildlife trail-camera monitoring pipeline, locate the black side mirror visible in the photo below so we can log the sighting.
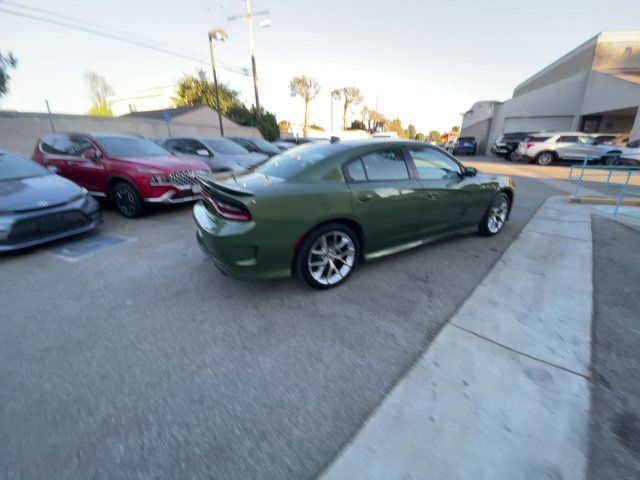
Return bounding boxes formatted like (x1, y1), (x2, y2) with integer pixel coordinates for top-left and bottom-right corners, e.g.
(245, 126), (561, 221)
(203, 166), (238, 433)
(463, 166), (477, 177)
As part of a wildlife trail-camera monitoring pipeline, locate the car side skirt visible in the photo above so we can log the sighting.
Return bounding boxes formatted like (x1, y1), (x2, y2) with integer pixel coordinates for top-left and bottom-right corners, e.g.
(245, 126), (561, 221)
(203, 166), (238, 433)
(364, 225), (478, 261)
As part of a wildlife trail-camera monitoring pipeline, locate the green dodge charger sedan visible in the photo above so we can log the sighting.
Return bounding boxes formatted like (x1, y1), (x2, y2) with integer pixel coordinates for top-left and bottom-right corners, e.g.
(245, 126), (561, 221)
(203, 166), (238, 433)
(194, 139), (514, 289)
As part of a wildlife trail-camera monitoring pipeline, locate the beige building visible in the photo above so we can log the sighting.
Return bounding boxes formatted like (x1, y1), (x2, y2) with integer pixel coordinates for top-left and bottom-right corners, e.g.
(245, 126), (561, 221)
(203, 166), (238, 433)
(107, 86), (176, 116)
(462, 31), (640, 154)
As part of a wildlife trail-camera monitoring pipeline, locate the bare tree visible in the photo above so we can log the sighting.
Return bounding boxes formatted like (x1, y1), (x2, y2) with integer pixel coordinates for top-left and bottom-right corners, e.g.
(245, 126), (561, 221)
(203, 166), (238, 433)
(84, 71), (114, 116)
(289, 76), (320, 137)
(332, 87), (363, 130)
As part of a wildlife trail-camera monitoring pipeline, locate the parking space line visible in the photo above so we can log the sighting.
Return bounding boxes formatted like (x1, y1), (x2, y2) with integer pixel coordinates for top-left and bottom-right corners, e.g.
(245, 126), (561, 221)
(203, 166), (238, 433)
(47, 234), (137, 263)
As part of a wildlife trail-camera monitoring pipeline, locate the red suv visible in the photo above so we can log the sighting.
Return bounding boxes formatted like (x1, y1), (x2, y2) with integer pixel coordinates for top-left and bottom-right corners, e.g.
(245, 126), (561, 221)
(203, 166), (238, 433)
(32, 132), (210, 217)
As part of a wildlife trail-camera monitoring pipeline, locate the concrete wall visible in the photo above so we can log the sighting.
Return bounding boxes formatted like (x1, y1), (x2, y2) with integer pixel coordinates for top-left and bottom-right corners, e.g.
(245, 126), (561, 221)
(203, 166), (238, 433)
(0, 111), (261, 156)
(580, 71), (640, 115)
(461, 101), (499, 131)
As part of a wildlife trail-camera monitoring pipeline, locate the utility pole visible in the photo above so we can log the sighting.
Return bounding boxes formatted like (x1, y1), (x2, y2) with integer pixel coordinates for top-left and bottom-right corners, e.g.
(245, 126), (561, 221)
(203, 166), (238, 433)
(208, 29), (228, 136)
(228, 1), (270, 121)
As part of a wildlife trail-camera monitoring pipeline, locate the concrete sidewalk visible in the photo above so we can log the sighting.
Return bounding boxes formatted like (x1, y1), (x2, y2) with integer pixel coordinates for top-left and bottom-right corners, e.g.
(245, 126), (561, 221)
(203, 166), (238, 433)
(321, 196), (593, 480)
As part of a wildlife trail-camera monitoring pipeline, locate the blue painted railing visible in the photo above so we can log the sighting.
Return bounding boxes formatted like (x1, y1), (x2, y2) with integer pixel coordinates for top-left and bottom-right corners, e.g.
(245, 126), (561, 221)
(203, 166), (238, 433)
(569, 154), (640, 216)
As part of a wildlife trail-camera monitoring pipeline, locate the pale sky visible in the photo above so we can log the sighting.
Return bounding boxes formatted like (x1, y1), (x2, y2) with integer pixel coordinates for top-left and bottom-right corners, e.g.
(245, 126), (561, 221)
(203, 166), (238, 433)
(1, 0), (638, 133)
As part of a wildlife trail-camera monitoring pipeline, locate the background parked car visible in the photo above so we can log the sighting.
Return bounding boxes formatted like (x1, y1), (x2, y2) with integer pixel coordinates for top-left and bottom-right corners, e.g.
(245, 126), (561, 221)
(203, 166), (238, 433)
(227, 136), (281, 158)
(555, 134), (630, 165)
(32, 133), (209, 217)
(453, 137), (477, 156)
(0, 150), (101, 251)
(620, 139), (640, 165)
(272, 140), (297, 151)
(159, 136), (268, 172)
(517, 132), (596, 165)
(491, 132), (533, 161)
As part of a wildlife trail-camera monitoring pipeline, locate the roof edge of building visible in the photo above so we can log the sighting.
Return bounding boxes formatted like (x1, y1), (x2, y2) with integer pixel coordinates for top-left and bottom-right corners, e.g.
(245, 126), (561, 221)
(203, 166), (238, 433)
(513, 32), (601, 93)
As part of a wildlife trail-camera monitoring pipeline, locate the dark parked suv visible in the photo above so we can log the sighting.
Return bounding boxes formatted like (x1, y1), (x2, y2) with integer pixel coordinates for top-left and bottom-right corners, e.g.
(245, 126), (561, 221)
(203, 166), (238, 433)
(491, 132), (533, 161)
(452, 137), (477, 156)
(32, 133), (210, 217)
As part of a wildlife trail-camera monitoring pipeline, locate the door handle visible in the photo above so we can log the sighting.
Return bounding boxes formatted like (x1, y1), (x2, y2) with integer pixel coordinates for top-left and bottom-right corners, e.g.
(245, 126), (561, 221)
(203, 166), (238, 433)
(358, 192), (374, 202)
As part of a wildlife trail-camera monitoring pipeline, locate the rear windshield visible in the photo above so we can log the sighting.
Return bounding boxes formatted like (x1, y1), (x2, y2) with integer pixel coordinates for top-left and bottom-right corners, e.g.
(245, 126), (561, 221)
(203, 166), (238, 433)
(204, 138), (249, 155)
(249, 138), (280, 154)
(254, 142), (337, 179)
(0, 152), (50, 181)
(458, 137), (476, 142)
(97, 136), (169, 157)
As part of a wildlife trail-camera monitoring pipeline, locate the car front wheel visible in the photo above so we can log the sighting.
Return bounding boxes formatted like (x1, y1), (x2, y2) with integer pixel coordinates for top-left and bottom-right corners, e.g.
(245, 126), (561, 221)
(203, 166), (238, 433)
(296, 223), (359, 289)
(111, 182), (146, 218)
(479, 193), (510, 236)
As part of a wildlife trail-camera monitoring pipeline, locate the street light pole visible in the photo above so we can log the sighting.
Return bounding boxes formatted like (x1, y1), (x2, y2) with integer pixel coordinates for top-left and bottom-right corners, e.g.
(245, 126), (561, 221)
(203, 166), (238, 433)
(208, 30), (228, 136)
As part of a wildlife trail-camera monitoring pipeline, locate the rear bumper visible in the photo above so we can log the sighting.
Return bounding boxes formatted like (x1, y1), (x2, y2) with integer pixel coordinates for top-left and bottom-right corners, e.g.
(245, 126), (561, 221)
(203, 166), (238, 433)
(193, 201), (292, 280)
(0, 196), (102, 252)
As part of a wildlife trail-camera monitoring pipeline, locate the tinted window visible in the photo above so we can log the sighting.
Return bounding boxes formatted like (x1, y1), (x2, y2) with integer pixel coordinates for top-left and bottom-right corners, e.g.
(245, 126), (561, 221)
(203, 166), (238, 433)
(527, 136), (551, 142)
(346, 159), (367, 181)
(203, 138), (249, 155)
(627, 139), (640, 149)
(504, 132), (530, 141)
(249, 138), (280, 154)
(96, 136), (169, 157)
(360, 149), (409, 181)
(40, 134), (94, 156)
(255, 142), (339, 179)
(409, 148), (461, 180)
(0, 152), (50, 181)
(557, 136), (579, 143)
(163, 139), (179, 151)
(179, 139), (208, 155)
(457, 137), (476, 143)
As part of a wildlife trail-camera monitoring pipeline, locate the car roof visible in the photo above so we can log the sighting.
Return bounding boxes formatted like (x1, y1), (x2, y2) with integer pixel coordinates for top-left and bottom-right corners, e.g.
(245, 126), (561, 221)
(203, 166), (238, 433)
(40, 131), (144, 139)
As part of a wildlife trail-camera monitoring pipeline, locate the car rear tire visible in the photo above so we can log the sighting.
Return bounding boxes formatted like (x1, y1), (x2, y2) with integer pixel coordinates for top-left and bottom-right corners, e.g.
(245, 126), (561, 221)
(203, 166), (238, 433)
(296, 223), (359, 289)
(111, 181), (146, 218)
(507, 150), (518, 162)
(535, 151), (555, 166)
(479, 193), (510, 236)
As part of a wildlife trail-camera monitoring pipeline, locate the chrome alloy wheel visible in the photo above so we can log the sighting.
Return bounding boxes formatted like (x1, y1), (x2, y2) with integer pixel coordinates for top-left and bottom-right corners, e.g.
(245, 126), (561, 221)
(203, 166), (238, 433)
(307, 231), (356, 286)
(537, 152), (554, 166)
(487, 196), (509, 234)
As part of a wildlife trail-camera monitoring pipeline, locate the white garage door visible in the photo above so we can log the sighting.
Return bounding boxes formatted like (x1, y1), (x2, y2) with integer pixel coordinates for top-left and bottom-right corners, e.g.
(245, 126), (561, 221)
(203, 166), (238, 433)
(503, 116), (573, 133)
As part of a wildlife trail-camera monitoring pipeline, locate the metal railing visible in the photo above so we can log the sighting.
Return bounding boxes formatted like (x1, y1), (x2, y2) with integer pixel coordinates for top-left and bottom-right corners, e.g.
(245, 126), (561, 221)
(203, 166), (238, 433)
(569, 154), (640, 216)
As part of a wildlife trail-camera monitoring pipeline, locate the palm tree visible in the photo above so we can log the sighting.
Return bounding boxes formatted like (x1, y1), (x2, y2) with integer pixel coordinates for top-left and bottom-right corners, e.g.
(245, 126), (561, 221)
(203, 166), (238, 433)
(332, 87), (363, 130)
(289, 76), (321, 137)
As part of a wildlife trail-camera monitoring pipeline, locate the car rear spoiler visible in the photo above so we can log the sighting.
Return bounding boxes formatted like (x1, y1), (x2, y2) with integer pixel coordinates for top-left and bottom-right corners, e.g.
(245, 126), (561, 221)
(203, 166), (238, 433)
(197, 173), (254, 196)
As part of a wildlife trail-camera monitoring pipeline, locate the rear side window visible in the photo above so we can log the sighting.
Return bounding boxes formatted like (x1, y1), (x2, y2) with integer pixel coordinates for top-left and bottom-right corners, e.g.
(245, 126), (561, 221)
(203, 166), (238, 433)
(360, 149), (409, 181)
(346, 159), (367, 181)
(527, 136), (551, 142)
(40, 134), (94, 156)
(558, 136), (579, 143)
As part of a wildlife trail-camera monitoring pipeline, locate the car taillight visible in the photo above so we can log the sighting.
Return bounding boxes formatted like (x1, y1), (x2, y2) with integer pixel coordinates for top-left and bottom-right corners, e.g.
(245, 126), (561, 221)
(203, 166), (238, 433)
(525, 143), (535, 149)
(201, 191), (251, 221)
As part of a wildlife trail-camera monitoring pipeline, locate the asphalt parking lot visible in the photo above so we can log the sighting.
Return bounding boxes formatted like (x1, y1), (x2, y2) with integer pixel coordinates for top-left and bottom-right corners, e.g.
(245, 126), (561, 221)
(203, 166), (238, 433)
(0, 159), (623, 479)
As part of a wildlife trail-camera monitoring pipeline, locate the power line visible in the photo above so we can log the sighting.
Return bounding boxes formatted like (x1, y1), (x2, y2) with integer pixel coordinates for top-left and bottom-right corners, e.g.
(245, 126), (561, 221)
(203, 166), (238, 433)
(0, 3), (250, 77)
